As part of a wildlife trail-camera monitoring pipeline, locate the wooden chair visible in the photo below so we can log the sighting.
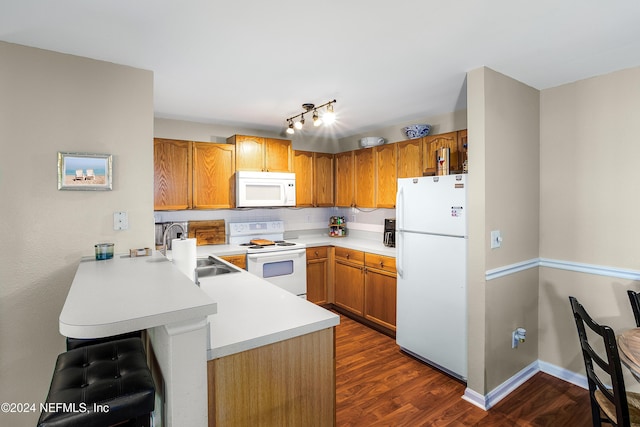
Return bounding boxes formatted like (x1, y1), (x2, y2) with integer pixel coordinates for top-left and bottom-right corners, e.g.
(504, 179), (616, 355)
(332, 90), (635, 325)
(569, 296), (640, 426)
(627, 290), (640, 328)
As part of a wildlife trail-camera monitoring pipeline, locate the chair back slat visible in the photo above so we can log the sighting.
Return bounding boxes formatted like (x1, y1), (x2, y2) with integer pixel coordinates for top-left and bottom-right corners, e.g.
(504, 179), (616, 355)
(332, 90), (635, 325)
(569, 296), (631, 427)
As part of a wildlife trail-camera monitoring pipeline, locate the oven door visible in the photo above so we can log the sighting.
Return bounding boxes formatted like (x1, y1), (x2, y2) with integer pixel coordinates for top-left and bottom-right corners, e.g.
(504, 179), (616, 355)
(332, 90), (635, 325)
(247, 248), (307, 297)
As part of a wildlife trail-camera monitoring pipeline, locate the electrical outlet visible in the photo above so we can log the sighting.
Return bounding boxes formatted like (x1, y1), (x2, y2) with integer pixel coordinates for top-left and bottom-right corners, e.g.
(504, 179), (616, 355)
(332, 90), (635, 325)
(114, 211), (128, 230)
(490, 230), (502, 249)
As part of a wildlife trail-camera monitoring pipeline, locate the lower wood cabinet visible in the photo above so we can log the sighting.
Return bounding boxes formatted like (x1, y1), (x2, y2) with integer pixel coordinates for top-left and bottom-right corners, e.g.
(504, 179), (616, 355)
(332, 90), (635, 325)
(306, 247), (329, 305)
(220, 254), (246, 270)
(333, 248), (365, 316)
(364, 253), (397, 332)
(332, 248), (397, 335)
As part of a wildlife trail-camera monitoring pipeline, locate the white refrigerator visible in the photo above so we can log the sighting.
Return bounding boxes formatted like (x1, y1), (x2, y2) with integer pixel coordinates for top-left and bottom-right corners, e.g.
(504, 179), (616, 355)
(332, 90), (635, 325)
(396, 174), (467, 380)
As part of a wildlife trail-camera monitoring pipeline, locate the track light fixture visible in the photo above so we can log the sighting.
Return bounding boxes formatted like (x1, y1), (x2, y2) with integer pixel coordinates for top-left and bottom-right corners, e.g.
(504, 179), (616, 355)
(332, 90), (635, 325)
(285, 99), (336, 134)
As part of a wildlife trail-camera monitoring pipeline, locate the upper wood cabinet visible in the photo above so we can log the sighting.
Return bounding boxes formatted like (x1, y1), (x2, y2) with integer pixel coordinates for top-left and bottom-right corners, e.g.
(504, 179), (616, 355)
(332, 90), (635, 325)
(154, 138), (235, 210)
(192, 142), (235, 209)
(154, 138), (192, 210)
(293, 150), (314, 207)
(314, 153), (334, 207)
(422, 131), (465, 175)
(354, 148), (376, 208)
(335, 144), (396, 209)
(375, 144), (397, 208)
(397, 138), (423, 179)
(293, 151), (334, 207)
(335, 151), (355, 207)
(227, 134), (292, 172)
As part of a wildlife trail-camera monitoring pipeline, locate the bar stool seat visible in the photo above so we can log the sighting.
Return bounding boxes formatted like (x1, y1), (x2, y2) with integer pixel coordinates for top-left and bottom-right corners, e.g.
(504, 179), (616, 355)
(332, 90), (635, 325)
(38, 337), (155, 427)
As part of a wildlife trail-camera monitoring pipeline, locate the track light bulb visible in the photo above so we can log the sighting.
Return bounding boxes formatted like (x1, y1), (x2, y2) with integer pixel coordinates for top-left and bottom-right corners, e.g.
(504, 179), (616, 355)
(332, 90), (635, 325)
(323, 103), (336, 125)
(313, 110), (323, 127)
(286, 120), (295, 134)
(294, 115), (304, 130)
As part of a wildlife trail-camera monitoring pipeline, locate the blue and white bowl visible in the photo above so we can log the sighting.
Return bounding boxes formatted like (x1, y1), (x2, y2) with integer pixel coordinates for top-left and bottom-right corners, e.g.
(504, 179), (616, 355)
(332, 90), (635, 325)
(402, 124), (431, 139)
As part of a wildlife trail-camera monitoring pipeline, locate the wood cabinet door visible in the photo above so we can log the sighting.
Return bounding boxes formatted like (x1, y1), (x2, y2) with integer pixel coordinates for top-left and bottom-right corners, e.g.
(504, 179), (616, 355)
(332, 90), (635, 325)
(307, 257), (328, 305)
(354, 148), (376, 208)
(232, 135), (265, 171)
(375, 144), (397, 208)
(192, 142), (235, 209)
(314, 153), (334, 207)
(334, 260), (365, 316)
(154, 138), (192, 210)
(264, 138), (292, 172)
(335, 151), (354, 207)
(397, 138), (423, 178)
(364, 267), (397, 331)
(293, 150), (314, 207)
(422, 131), (460, 175)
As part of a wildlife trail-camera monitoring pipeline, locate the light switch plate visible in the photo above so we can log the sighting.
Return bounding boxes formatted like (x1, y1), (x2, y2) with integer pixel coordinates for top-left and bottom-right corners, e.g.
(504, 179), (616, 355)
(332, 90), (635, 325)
(490, 230), (502, 249)
(114, 211), (128, 230)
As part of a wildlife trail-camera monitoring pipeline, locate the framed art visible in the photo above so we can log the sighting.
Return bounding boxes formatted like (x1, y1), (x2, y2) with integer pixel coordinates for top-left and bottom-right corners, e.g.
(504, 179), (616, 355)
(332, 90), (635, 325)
(58, 152), (113, 190)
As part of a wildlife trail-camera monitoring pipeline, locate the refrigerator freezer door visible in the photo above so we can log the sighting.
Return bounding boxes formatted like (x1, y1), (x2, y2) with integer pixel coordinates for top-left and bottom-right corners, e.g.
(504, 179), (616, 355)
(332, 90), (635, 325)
(396, 230), (467, 380)
(397, 174), (467, 237)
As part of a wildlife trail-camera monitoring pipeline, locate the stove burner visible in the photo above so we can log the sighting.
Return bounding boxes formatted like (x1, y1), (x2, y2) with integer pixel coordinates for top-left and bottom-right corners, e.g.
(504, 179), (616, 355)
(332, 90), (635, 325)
(276, 242), (295, 246)
(249, 245), (264, 249)
(239, 243), (253, 246)
(273, 240), (285, 243)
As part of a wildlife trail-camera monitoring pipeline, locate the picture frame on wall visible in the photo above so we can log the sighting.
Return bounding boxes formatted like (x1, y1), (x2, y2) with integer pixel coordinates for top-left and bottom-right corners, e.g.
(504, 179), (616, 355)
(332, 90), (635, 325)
(57, 152), (113, 191)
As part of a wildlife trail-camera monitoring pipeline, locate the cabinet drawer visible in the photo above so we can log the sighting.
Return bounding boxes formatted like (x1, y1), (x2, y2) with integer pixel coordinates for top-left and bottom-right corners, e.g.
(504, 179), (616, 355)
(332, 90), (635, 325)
(335, 247), (364, 265)
(365, 253), (396, 273)
(306, 246), (328, 260)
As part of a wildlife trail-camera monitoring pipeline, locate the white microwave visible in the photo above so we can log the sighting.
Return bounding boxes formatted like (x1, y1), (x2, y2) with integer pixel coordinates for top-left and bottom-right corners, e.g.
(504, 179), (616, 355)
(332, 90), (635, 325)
(236, 171), (296, 207)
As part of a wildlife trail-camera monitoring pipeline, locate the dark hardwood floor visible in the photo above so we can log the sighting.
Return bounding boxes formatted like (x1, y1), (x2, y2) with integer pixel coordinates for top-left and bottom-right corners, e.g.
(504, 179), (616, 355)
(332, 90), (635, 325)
(334, 312), (592, 426)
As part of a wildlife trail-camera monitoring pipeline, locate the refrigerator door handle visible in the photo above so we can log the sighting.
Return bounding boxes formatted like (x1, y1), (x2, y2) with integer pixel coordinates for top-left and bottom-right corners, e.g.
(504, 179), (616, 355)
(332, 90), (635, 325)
(397, 230), (404, 278)
(396, 186), (404, 278)
(397, 186), (404, 231)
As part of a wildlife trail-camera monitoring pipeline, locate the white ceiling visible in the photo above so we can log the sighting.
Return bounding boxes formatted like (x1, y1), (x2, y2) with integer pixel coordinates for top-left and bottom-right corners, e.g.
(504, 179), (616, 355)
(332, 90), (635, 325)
(2, 0), (640, 139)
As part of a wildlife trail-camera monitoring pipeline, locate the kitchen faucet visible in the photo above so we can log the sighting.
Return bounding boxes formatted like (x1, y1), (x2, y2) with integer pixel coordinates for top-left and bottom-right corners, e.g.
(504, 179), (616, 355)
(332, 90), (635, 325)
(161, 223), (186, 256)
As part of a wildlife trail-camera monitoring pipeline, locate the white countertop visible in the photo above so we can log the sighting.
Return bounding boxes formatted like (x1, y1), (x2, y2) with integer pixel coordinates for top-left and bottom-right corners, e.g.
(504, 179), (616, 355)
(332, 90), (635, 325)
(198, 262), (339, 360)
(59, 252), (218, 339)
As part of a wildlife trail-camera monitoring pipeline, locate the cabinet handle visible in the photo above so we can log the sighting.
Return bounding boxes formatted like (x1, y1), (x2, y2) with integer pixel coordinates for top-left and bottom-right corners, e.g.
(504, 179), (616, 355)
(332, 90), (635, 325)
(346, 253), (350, 259)
(380, 262), (384, 268)
(315, 251), (319, 256)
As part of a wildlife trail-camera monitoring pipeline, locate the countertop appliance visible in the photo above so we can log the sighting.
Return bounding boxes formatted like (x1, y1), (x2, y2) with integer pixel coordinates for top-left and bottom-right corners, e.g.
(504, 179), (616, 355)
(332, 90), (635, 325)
(395, 174), (467, 380)
(384, 218), (396, 247)
(236, 171), (296, 208)
(228, 221), (307, 298)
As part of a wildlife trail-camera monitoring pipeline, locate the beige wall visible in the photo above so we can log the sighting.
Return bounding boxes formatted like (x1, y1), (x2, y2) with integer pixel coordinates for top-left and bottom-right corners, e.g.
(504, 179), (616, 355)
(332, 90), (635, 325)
(0, 42), (154, 426)
(538, 66), (640, 388)
(466, 67), (540, 394)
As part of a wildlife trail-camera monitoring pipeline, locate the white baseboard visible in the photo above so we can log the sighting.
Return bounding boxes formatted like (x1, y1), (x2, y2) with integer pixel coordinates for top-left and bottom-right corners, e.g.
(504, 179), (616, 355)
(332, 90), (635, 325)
(462, 360), (587, 410)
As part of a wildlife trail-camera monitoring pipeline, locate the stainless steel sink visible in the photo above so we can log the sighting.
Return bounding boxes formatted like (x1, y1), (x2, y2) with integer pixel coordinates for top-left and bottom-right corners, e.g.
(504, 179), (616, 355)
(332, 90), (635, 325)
(195, 256), (240, 284)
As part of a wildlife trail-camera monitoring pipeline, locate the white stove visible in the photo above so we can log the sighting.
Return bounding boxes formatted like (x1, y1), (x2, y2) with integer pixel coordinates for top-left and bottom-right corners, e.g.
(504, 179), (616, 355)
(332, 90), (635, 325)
(228, 221), (306, 253)
(229, 221), (307, 298)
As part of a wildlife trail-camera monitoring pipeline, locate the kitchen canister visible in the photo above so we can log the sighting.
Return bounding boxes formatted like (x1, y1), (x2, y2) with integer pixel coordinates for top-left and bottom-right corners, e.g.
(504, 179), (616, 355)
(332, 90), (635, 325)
(95, 243), (114, 260)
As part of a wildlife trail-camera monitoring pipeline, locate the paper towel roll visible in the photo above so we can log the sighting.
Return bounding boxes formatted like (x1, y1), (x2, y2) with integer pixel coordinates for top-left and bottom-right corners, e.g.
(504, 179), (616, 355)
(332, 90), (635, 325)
(172, 238), (196, 281)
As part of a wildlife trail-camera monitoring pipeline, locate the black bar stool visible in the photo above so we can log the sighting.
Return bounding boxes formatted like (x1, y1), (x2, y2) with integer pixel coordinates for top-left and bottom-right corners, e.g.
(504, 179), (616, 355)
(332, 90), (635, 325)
(38, 337), (155, 427)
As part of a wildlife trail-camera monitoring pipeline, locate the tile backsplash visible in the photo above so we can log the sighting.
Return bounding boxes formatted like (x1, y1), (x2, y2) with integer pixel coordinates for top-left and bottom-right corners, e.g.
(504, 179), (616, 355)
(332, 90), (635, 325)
(154, 207), (395, 238)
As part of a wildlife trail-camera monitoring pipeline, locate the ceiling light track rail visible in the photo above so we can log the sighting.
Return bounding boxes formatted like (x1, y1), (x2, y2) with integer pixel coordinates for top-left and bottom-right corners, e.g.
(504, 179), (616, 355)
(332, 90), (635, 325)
(285, 99), (337, 134)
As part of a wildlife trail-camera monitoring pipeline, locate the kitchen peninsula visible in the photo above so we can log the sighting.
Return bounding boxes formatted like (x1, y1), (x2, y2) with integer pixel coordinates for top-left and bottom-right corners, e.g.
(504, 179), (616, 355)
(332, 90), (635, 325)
(59, 252), (339, 427)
